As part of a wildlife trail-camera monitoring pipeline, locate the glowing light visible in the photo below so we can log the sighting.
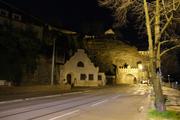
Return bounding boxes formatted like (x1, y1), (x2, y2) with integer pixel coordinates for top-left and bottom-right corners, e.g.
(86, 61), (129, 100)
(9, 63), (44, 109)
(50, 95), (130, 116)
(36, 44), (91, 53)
(138, 64), (143, 70)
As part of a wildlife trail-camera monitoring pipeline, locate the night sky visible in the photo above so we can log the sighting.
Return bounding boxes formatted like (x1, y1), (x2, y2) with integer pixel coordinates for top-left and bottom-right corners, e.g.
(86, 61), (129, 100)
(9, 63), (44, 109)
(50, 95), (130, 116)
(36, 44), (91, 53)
(3, 0), (113, 33)
(1, 0), (150, 49)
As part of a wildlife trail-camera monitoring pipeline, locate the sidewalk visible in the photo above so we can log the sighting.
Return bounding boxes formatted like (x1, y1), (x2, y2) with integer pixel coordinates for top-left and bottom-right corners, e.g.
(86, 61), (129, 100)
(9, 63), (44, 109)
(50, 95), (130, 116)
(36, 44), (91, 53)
(147, 86), (180, 110)
(163, 86), (180, 112)
(148, 86), (180, 120)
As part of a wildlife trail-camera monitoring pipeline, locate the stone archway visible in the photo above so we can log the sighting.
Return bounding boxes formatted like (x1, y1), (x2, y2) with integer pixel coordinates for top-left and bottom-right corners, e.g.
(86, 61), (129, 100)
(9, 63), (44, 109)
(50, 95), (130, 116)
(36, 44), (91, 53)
(124, 74), (137, 84)
(117, 67), (139, 84)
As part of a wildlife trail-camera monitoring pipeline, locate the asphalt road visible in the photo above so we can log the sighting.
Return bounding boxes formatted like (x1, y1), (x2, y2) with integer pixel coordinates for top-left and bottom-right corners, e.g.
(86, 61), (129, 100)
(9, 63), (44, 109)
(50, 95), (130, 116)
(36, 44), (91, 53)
(0, 85), (150, 120)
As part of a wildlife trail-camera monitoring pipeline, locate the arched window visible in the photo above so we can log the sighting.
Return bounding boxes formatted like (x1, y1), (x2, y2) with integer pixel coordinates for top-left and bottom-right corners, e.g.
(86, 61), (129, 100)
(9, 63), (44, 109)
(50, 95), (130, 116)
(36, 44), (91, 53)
(77, 61), (84, 67)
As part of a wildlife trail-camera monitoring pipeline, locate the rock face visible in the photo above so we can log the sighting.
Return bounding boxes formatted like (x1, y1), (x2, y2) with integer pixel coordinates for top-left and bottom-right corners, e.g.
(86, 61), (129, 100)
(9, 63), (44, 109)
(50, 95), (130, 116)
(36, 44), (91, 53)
(84, 39), (144, 68)
(83, 39), (149, 84)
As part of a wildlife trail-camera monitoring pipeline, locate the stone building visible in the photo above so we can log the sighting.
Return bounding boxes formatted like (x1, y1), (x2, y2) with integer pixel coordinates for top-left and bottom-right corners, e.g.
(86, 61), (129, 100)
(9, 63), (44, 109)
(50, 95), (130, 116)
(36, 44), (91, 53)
(59, 49), (106, 87)
(0, 1), (44, 40)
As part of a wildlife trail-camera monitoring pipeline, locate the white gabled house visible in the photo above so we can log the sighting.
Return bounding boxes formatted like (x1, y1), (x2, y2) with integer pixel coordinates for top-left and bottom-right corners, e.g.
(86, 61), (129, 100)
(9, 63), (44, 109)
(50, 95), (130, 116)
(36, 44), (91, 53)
(59, 49), (106, 87)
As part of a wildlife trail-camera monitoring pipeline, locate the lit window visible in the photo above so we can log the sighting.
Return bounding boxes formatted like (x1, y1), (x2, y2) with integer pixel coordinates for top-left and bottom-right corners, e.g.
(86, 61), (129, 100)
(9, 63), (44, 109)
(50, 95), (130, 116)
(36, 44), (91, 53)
(77, 61), (84, 67)
(80, 74), (86, 80)
(0, 9), (9, 17)
(89, 74), (94, 80)
(12, 13), (22, 21)
(98, 75), (102, 80)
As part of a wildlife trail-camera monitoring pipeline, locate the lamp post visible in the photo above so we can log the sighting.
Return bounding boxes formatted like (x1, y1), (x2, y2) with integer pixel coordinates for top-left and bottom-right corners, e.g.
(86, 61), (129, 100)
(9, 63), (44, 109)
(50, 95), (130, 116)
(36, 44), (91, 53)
(138, 63), (143, 83)
(168, 74), (170, 87)
(51, 37), (56, 86)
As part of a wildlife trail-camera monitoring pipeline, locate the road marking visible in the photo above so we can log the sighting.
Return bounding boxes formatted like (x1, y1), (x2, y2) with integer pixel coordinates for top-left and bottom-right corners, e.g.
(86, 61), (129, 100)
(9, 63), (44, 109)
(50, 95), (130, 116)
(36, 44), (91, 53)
(48, 110), (79, 120)
(140, 91), (145, 95)
(133, 91), (139, 95)
(0, 99), (23, 104)
(91, 100), (108, 107)
(112, 95), (122, 99)
(62, 91), (83, 96)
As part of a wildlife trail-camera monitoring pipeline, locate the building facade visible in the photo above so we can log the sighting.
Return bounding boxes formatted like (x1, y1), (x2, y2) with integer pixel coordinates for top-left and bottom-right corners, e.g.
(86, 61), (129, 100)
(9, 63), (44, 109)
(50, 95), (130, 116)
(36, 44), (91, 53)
(0, 1), (44, 40)
(116, 65), (149, 84)
(59, 49), (106, 87)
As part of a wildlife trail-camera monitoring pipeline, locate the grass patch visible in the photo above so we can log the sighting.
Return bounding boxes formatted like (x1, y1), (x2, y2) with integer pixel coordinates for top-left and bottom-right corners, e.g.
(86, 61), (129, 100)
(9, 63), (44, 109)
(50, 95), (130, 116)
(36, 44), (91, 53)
(149, 109), (180, 120)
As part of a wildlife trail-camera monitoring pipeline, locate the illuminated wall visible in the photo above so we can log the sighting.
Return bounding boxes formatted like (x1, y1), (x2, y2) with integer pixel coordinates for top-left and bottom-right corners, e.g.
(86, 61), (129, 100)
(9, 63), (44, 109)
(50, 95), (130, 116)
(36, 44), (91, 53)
(117, 67), (139, 84)
(60, 49), (106, 87)
(117, 66), (148, 84)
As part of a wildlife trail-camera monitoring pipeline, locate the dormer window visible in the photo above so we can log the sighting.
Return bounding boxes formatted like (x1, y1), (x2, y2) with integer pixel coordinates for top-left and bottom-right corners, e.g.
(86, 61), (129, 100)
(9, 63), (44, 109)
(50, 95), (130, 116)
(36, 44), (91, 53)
(12, 13), (21, 21)
(77, 61), (84, 67)
(0, 9), (9, 17)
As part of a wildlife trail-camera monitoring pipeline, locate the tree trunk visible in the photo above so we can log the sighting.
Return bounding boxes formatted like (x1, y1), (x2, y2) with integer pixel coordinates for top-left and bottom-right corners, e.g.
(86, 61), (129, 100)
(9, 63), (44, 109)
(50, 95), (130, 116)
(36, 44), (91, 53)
(154, 0), (166, 111)
(143, 0), (166, 112)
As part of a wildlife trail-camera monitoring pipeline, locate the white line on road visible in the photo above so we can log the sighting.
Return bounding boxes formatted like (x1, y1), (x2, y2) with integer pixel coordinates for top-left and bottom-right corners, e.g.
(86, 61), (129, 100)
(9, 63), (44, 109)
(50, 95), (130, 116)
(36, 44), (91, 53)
(0, 99), (23, 104)
(91, 100), (108, 107)
(48, 110), (80, 120)
(133, 91), (139, 95)
(0, 91), (84, 105)
(140, 91), (145, 95)
(111, 95), (122, 100)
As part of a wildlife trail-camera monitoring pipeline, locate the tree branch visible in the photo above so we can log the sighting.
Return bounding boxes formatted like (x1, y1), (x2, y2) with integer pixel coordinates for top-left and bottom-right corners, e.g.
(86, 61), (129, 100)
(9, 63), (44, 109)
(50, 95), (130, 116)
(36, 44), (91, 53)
(160, 14), (173, 35)
(160, 0), (180, 11)
(173, 17), (180, 22)
(160, 39), (178, 45)
(160, 45), (180, 57)
(161, 0), (168, 20)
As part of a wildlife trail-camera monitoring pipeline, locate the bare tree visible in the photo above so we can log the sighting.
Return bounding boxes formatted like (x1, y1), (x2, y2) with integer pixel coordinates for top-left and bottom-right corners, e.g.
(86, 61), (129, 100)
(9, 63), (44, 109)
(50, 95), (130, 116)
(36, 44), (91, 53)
(98, 0), (180, 112)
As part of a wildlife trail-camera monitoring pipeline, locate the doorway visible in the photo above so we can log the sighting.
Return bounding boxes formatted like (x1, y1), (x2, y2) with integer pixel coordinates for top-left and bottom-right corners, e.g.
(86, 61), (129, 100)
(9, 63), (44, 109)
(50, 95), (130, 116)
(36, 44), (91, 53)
(66, 74), (72, 85)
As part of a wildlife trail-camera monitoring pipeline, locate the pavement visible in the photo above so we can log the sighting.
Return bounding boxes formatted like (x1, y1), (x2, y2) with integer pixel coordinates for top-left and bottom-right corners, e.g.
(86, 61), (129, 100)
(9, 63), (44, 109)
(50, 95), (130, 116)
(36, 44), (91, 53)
(0, 85), (180, 120)
(163, 86), (180, 112)
(0, 91), (84, 105)
(0, 84), (151, 120)
(0, 88), (98, 105)
(0, 85), (133, 104)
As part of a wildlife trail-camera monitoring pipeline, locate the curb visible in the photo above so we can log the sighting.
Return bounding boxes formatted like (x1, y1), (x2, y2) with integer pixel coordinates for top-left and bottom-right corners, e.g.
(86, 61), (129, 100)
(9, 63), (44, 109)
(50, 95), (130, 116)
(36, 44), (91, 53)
(0, 99), (23, 104)
(0, 91), (86, 105)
